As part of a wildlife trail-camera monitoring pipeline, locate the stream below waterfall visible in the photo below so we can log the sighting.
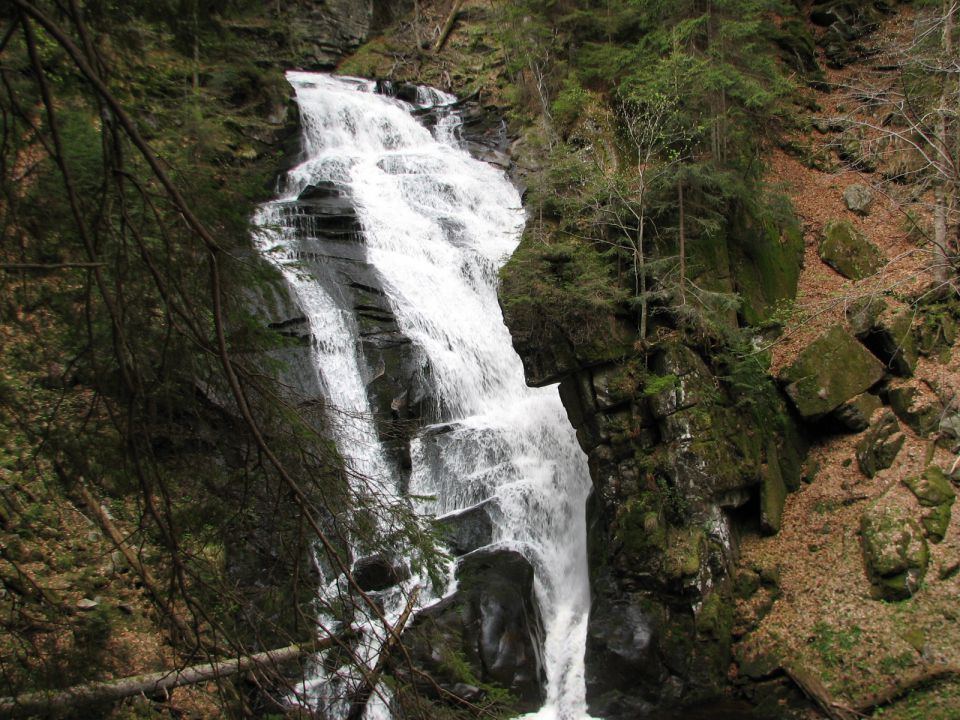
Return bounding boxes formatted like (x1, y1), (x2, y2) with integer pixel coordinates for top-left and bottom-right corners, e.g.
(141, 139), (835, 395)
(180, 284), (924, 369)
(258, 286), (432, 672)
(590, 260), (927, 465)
(254, 73), (594, 720)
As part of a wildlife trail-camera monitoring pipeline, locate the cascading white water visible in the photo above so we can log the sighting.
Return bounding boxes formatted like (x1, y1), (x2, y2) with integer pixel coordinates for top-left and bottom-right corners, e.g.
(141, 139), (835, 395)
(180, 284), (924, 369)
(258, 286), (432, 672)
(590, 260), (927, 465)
(256, 72), (593, 720)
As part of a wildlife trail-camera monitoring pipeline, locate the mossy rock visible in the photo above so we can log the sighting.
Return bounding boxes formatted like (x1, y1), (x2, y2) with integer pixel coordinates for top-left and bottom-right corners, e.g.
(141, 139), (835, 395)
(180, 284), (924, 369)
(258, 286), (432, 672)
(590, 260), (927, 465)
(818, 220), (885, 280)
(664, 526), (706, 582)
(861, 503), (929, 600)
(779, 325), (885, 420)
(760, 443), (788, 535)
(856, 409), (905, 478)
(727, 205), (804, 326)
(847, 295), (887, 338)
(832, 391), (881, 431)
(733, 569), (762, 599)
(887, 384), (943, 437)
(863, 309), (919, 377)
(903, 466), (956, 508)
(921, 503), (952, 543)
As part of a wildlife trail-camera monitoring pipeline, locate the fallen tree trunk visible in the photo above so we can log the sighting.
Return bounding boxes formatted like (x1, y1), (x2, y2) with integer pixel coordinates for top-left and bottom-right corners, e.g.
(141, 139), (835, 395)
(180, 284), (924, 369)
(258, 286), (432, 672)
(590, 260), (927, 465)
(853, 664), (960, 714)
(433, 0), (464, 53)
(782, 664), (858, 720)
(0, 640), (333, 718)
(783, 661), (960, 720)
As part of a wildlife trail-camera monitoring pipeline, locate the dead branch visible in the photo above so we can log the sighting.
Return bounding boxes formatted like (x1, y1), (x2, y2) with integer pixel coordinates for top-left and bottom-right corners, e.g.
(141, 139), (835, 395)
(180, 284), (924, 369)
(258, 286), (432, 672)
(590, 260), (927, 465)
(347, 587), (420, 720)
(0, 262), (105, 271)
(0, 640), (336, 718)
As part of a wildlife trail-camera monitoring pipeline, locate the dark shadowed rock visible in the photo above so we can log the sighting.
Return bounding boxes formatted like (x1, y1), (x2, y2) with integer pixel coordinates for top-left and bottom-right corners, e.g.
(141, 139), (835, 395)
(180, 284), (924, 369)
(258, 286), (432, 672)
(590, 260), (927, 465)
(832, 392), (881, 431)
(404, 547), (544, 710)
(352, 554), (410, 592)
(436, 499), (496, 556)
(856, 409), (905, 478)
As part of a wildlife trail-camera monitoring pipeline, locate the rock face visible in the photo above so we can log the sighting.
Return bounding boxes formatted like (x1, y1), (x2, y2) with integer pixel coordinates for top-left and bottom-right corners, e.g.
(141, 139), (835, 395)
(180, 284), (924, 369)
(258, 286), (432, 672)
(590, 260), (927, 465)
(861, 503), (929, 600)
(810, 0), (884, 69)
(779, 326), (885, 420)
(818, 220), (885, 280)
(404, 548), (544, 709)
(287, 0), (412, 68)
(540, 337), (807, 715)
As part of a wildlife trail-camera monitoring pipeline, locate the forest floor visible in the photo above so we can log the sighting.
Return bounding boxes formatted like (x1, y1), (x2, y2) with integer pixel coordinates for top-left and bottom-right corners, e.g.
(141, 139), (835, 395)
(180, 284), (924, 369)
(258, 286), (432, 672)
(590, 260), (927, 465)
(734, 7), (960, 719)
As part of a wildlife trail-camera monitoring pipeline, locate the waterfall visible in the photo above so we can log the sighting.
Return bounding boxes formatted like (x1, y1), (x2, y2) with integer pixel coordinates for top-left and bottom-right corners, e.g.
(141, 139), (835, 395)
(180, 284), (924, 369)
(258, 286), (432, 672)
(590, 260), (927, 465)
(255, 72), (593, 720)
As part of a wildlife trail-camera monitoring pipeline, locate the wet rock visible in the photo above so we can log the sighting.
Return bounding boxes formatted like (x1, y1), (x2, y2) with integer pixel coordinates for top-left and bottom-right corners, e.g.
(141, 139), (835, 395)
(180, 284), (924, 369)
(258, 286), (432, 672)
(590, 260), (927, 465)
(404, 547), (543, 709)
(436, 499), (495, 556)
(861, 503), (929, 600)
(586, 598), (662, 718)
(843, 183), (874, 215)
(818, 220), (885, 280)
(779, 326), (885, 420)
(856, 409), (905, 477)
(832, 392), (881, 431)
(352, 554), (409, 592)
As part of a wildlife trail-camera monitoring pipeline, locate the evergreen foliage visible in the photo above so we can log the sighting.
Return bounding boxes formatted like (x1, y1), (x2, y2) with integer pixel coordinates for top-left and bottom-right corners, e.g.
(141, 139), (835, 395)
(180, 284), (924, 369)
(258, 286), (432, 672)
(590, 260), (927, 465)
(497, 0), (803, 348)
(0, 2), (439, 715)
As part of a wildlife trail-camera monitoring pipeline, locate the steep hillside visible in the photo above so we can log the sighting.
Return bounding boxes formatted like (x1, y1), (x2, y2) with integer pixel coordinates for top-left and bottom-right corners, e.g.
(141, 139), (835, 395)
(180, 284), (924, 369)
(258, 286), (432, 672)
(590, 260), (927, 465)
(733, 7), (960, 718)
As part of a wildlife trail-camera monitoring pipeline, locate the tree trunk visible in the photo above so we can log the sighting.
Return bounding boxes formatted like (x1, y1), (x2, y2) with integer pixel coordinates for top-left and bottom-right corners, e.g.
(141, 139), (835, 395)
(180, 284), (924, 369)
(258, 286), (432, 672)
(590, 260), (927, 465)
(434, 0), (464, 53)
(677, 177), (686, 300)
(0, 642), (335, 718)
(934, 0), (955, 281)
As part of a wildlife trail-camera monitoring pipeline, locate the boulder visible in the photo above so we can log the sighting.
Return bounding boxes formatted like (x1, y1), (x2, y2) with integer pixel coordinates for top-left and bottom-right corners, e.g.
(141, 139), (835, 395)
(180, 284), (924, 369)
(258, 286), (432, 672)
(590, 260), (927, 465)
(404, 547), (544, 709)
(904, 466), (956, 543)
(846, 296), (887, 338)
(352, 554), (410, 592)
(843, 184), (874, 215)
(921, 503), (952, 543)
(760, 448), (788, 535)
(832, 392), (881, 431)
(779, 326), (885, 420)
(861, 503), (929, 600)
(887, 383), (943, 437)
(859, 309), (919, 376)
(856, 409), (905, 478)
(818, 220), (885, 280)
(938, 414), (960, 452)
(904, 466), (956, 507)
(436, 499), (495, 556)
